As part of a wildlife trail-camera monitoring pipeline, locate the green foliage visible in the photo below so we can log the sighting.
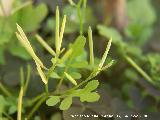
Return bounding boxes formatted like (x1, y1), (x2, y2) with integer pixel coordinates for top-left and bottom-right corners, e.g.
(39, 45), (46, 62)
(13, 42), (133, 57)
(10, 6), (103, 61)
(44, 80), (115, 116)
(46, 96), (60, 106)
(14, 5), (113, 114)
(144, 54), (160, 82)
(46, 4), (96, 34)
(0, 1), (48, 64)
(47, 80), (100, 110)
(0, 95), (7, 114)
(126, 0), (156, 45)
(97, 0), (158, 91)
(59, 97), (72, 110)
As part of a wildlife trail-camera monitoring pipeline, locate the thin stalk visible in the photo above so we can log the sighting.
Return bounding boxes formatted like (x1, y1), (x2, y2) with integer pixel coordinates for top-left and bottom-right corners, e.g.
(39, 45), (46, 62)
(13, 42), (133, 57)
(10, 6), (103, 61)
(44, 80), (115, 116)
(62, 69), (97, 95)
(125, 56), (154, 85)
(45, 84), (49, 93)
(46, 62), (57, 78)
(27, 93), (45, 106)
(0, 82), (12, 97)
(35, 34), (56, 56)
(17, 87), (23, 120)
(77, 6), (83, 35)
(3, 112), (13, 120)
(20, 67), (24, 87)
(88, 26), (94, 66)
(24, 64), (31, 95)
(55, 67), (68, 93)
(27, 94), (48, 120)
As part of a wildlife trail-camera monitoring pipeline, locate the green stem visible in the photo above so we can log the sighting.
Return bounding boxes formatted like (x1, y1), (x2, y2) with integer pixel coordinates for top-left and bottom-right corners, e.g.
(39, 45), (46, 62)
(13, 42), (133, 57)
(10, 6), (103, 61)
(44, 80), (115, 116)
(125, 55), (154, 85)
(27, 93), (45, 107)
(27, 94), (48, 120)
(55, 67), (68, 93)
(62, 69), (98, 95)
(24, 64), (31, 95)
(46, 63), (57, 78)
(0, 82), (12, 97)
(45, 84), (49, 93)
(3, 112), (13, 120)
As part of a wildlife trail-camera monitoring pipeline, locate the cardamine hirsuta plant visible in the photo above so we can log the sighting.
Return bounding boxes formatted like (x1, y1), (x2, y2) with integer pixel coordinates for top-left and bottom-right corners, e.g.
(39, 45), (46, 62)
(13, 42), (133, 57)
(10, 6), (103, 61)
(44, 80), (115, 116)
(16, 6), (113, 119)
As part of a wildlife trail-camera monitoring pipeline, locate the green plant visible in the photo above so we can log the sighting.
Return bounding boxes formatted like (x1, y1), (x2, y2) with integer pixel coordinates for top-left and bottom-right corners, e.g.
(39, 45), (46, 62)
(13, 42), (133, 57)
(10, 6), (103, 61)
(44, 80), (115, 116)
(46, 0), (96, 36)
(14, 6), (113, 119)
(0, 0), (47, 64)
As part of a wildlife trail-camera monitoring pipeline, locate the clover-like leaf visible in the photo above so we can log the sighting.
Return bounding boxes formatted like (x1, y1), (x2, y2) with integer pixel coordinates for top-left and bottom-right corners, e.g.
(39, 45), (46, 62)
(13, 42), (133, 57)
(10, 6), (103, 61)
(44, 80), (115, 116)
(84, 80), (99, 92)
(59, 97), (72, 110)
(46, 96), (60, 106)
(80, 92), (100, 102)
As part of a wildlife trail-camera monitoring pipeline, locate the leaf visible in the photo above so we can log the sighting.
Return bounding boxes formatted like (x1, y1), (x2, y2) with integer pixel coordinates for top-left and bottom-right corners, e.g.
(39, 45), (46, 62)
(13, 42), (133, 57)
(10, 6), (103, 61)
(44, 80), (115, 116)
(70, 61), (88, 68)
(0, 47), (5, 64)
(127, 0), (156, 26)
(0, 24), (13, 45)
(97, 25), (122, 43)
(68, 36), (86, 63)
(69, 72), (81, 79)
(51, 112), (62, 120)
(59, 97), (72, 110)
(18, 3), (48, 32)
(46, 96), (60, 106)
(50, 72), (61, 79)
(0, 95), (7, 113)
(8, 105), (17, 114)
(80, 92), (100, 102)
(84, 80), (99, 92)
(9, 42), (31, 60)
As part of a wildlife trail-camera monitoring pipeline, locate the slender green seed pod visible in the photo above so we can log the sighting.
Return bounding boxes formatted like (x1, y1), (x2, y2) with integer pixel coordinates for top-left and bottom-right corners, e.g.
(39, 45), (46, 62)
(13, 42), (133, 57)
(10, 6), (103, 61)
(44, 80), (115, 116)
(55, 6), (60, 54)
(98, 38), (112, 69)
(16, 24), (45, 69)
(17, 87), (23, 120)
(59, 15), (67, 50)
(101, 60), (114, 71)
(36, 62), (48, 84)
(64, 72), (77, 86)
(68, 0), (76, 6)
(88, 26), (94, 66)
(36, 34), (56, 56)
(61, 49), (73, 62)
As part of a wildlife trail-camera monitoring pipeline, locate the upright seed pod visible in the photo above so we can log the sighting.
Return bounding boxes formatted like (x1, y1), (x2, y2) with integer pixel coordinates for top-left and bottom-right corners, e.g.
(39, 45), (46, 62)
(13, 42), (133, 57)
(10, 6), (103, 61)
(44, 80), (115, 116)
(59, 15), (67, 50)
(16, 24), (46, 69)
(64, 72), (77, 86)
(98, 38), (112, 69)
(55, 6), (60, 54)
(88, 26), (94, 66)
